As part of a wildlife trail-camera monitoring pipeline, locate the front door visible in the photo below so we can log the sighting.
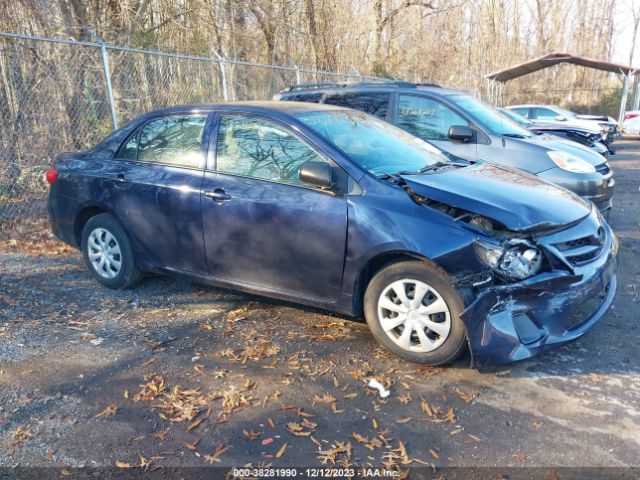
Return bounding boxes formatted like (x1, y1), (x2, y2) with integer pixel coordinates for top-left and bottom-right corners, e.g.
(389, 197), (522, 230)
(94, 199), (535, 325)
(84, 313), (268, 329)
(394, 94), (478, 158)
(201, 114), (348, 303)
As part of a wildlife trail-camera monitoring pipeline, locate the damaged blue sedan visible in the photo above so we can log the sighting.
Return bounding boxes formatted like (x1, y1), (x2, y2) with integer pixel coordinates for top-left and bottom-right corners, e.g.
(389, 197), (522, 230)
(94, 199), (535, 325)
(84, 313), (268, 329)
(47, 102), (618, 366)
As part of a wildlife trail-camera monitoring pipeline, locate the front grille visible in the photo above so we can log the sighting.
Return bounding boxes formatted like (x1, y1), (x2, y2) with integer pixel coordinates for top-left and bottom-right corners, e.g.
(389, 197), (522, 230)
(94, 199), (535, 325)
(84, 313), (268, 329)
(595, 199), (612, 212)
(595, 163), (611, 175)
(553, 232), (603, 266)
(555, 236), (598, 250)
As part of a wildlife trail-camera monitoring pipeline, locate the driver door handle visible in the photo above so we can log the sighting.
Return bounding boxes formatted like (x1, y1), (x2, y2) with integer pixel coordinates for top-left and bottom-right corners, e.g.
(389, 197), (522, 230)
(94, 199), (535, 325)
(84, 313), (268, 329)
(204, 188), (231, 203)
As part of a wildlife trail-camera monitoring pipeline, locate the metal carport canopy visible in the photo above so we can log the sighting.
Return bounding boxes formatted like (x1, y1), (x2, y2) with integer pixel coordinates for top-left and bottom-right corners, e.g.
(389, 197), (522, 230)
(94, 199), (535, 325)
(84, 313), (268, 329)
(486, 52), (640, 124)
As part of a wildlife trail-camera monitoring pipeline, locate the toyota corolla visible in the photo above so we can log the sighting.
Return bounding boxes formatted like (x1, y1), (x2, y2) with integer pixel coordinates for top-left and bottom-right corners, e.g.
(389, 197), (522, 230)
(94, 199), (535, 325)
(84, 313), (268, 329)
(47, 102), (618, 366)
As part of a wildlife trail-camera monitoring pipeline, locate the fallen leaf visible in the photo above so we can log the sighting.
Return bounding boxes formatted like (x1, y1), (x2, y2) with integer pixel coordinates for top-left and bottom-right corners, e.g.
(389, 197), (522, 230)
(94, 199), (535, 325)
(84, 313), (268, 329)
(267, 418), (276, 428)
(137, 453), (151, 470)
(313, 393), (337, 404)
(443, 407), (457, 424)
(95, 404), (118, 418)
(243, 430), (261, 440)
(204, 443), (228, 463)
(115, 461), (132, 468)
(188, 418), (203, 431)
(60, 469), (71, 476)
(420, 398), (434, 417)
(396, 417), (412, 424)
(429, 448), (440, 459)
(186, 437), (201, 450)
(343, 392), (358, 399)
(454, 387), (478, 404)
(275, 443), (288, 458)
(141, 358), (156, 367)
(514, 452), (527, 462)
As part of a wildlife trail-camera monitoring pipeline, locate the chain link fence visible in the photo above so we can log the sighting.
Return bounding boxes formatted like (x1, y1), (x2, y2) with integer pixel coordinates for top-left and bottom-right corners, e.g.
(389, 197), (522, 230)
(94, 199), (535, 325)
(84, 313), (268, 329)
(0, 32), (371, 233)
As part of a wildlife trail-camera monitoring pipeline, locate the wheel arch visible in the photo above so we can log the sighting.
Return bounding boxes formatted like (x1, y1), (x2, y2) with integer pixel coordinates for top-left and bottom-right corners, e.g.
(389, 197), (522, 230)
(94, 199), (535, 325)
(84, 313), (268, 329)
(74, 204), (123, 249)
(352, 250), (450, 317)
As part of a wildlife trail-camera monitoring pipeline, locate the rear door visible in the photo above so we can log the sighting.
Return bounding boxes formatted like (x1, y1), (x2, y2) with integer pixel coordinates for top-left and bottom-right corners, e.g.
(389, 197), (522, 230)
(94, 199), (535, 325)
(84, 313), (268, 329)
(109, 114), (209, 273)
(530, 107), (560, 122)
(393, 93), (478, 157)
(200, 114), (348, 303)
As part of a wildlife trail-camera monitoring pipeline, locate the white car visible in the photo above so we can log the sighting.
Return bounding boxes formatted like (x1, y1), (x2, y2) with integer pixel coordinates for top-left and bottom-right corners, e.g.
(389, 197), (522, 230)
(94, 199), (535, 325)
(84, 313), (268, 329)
(506, 105), (615, 137)
(623, 111), (640, 134)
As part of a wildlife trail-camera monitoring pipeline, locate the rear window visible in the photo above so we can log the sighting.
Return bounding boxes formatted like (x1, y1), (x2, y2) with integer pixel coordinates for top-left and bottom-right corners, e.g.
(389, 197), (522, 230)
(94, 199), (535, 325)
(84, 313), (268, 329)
(323, 93), (390, 119)
(115, 115), (207, 167)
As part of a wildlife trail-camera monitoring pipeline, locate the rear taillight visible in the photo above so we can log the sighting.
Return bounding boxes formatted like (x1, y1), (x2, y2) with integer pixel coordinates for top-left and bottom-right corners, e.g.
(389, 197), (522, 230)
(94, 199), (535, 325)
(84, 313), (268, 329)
(625, 112), (639, 120)
(46, 167), (58, 184)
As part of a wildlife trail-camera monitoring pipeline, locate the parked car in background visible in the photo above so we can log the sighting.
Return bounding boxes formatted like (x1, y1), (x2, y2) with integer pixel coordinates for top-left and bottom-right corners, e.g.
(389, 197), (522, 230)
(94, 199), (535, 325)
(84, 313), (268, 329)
(623, 110), (640, 135)
(47, 102), (618, 366)
(505, 104), (618, 143)
(275, 82), (615, 214)
(499, 108), (614, 157)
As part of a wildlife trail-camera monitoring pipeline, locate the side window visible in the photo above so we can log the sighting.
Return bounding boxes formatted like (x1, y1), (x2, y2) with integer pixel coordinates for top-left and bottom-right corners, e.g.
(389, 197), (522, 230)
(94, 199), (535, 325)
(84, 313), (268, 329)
(135, 115), (207, 167)
(323, 93), (390, 119)
(116, 131), (139, 160)
(531, 108), (558, 121)
(282, 93), (323, 103)
(397, 95), (468, 141)
(215, 116), (326, 187)
(511, 107), (530, 118)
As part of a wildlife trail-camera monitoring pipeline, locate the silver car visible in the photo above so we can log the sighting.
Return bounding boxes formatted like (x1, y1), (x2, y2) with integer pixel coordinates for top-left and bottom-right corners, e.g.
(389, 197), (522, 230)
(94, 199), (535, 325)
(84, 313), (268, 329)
(276, 83), (615, 215)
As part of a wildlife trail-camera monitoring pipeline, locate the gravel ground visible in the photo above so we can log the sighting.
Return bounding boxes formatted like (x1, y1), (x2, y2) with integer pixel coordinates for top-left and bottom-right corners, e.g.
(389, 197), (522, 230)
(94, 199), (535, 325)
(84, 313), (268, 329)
(1, 138), (639, 478)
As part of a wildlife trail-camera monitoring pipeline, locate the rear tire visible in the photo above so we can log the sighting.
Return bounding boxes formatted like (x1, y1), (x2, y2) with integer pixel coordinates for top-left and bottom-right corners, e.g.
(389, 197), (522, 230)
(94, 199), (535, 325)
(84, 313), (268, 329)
(363, 260), (466, 365)
(81, 213), (143, 289)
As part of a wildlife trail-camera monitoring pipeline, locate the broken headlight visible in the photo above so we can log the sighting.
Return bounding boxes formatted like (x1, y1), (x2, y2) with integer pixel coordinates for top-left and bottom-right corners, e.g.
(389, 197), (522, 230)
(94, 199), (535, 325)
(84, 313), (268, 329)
(474, 240), (543, 281)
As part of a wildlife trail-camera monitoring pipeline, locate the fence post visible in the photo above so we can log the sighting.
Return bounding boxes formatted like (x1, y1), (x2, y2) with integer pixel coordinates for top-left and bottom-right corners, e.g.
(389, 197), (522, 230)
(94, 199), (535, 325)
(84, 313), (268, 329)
(618, 72), (630, 126)
(210, 51), (229, 102)
(631, 73), (640, 111)
(294, 64), (302, 84)
(98, 41), (118, 130)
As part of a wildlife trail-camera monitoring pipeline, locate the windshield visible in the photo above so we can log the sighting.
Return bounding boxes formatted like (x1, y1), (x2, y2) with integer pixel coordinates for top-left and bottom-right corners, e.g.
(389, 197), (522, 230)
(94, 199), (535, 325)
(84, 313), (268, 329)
(447, 94), (533, 138)
(554, 106), (578, 118)
(295, 110), (451, 176)
(499, 108), (532, 127)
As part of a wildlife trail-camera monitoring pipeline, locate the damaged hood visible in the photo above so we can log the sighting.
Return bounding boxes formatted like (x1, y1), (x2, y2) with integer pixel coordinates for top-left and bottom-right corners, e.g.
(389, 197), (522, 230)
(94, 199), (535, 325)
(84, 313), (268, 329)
(401, 161), (591, 231)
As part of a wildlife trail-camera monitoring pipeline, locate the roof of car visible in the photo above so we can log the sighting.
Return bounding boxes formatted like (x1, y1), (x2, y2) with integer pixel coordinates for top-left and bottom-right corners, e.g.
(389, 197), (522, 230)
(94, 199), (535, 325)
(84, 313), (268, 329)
(506, 104), (560, 109)
(278, 81), (462, 96)
(145, 100), (344, 117)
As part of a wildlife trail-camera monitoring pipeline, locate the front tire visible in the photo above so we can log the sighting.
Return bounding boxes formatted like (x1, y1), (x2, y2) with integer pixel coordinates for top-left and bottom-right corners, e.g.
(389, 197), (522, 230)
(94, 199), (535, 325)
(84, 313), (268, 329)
(81, 213), (143, 289)
(363, 260), (466, 365)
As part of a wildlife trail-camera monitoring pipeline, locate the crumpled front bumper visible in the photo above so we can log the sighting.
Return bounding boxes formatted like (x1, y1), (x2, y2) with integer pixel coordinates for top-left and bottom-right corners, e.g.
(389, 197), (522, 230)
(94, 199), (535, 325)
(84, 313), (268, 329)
(460, 235), (617, 367)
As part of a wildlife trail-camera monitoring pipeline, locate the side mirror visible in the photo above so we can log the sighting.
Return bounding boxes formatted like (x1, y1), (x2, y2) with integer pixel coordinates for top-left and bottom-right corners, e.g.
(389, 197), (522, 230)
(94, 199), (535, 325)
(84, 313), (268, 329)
(299, 161), (334, 189)
(555, 115), (566, 121)
(448, 125), (474, 142)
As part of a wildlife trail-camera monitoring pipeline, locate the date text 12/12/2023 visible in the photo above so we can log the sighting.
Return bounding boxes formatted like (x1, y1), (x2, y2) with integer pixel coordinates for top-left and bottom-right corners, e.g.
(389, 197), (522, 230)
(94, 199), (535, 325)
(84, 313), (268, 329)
(232, 467), (400, 477)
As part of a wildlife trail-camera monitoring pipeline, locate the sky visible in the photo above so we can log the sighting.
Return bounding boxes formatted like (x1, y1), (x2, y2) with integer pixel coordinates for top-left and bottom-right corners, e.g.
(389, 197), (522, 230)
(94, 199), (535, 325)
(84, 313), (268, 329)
(613, 0), (640, 65)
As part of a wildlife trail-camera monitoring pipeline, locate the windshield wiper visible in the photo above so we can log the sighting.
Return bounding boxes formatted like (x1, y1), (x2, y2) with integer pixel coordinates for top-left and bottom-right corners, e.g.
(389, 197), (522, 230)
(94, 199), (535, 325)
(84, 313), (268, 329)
(417, 161), (451, 173)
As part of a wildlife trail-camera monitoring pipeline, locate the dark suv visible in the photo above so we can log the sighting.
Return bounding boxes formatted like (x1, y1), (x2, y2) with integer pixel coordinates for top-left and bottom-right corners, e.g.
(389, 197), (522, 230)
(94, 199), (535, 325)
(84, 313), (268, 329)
(274, 82), (615, 214)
